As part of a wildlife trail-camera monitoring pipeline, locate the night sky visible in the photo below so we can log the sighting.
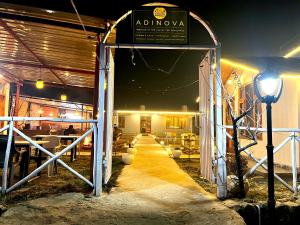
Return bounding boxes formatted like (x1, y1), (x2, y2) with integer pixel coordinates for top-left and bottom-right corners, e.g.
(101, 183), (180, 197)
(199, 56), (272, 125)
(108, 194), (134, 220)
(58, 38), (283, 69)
(3, 0), (300, 110)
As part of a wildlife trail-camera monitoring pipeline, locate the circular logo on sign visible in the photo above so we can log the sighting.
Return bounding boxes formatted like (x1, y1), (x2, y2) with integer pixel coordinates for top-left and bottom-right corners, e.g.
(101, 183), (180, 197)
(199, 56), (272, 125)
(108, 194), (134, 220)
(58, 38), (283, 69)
(153, 7), (167, 20)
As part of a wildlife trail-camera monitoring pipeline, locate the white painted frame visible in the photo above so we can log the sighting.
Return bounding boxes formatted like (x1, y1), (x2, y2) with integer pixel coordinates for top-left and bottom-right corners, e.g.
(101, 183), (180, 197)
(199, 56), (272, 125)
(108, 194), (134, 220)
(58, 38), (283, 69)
(100, 2), (227, 199)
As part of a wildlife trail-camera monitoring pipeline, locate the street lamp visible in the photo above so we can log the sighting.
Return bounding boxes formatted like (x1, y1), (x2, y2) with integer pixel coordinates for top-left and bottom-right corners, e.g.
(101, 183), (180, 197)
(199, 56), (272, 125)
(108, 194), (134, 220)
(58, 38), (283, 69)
(254, 70), (283, 217)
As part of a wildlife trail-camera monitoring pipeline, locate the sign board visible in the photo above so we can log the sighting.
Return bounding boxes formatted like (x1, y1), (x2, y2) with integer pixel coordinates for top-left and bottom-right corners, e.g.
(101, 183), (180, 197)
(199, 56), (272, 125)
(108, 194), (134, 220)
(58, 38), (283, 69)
(133, 7), (188, 44)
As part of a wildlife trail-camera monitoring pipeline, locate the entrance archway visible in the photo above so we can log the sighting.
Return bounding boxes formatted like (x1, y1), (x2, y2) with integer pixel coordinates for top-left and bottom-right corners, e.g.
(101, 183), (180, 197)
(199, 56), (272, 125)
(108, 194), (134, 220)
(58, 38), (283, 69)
(95, 2), (226, 199)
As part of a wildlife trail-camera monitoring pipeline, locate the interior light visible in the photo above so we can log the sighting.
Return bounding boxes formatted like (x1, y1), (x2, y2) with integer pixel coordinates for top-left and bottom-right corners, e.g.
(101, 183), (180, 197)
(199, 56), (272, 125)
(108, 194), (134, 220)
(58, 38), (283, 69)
(36, 79), (44, 89)
(195, 96), (200, 103)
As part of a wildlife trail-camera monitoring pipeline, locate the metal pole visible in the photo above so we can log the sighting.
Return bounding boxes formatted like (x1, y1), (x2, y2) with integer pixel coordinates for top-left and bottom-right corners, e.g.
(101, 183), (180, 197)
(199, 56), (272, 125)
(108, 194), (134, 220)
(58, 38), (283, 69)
(266, 101), (276, 219)
(91, 37), (100, 182)
(1, 121), (13, 194)
(215, 47), (227, 199)
(94, 43), (106, 196)
(291, 132), (297, 194)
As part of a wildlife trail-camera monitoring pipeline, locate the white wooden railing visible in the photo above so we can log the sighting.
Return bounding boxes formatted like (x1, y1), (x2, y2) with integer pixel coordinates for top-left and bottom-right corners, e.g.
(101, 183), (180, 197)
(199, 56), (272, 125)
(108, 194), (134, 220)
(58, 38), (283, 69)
(224, 126), (300, 194)
(0, 117), (100, 195)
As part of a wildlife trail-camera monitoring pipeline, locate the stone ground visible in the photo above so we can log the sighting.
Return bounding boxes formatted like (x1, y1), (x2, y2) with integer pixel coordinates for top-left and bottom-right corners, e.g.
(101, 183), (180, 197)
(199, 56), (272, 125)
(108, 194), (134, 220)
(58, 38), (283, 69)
(0, 136), (245, 225)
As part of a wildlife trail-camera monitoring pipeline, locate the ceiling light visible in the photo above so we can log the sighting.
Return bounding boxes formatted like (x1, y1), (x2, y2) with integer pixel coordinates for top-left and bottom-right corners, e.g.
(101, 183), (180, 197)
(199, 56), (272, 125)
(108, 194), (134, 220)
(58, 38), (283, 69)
(36, 79), (44, 89)
(61, 94), (67, 101)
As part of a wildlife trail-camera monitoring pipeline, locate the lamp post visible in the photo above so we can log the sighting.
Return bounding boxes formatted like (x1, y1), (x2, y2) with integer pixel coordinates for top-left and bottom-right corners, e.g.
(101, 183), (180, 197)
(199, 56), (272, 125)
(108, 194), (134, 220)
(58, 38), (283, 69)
(254, 70), (283, 220)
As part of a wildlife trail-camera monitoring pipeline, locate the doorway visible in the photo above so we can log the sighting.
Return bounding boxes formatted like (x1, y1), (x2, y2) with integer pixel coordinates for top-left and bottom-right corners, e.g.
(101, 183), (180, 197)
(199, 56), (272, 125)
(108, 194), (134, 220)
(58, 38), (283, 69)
(140, 116), (151, 133)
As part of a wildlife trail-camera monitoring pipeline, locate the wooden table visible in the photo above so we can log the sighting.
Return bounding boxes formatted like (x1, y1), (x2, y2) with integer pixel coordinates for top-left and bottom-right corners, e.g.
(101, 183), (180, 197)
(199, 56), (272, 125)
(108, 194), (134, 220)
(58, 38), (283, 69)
(15, 140), (49, 178)
(34, 135), (80, 162)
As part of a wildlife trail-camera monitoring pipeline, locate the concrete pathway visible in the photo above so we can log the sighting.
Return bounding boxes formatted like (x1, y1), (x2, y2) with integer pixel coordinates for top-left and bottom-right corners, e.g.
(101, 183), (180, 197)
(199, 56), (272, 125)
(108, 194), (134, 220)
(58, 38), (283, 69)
(0, 135), (245, 225)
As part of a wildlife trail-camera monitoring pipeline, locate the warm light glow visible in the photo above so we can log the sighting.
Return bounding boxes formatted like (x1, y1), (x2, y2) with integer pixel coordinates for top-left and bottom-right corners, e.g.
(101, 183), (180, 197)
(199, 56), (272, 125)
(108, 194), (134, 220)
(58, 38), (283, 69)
(60, 94), (67, 101)
(45, 9), (55, 13)
(38, 109), (43, 114)
(104, 79), (107, 90)
(49, 113), (54, 117)
(65, 113), (81, 119)
(84, 136), (91, 145)
(221, 58), (259, 73)
(281, 73), (300, 79)
(211, 63), (216, 70)
(36, 79), (44, 89)
(284, 46), (300, 58)
(195, 96), (200, 103)
(160, 141), (165, 145)
(117, 110), (198, 115)
(226, 79), (233, 84)
(259, 78), (279, 96)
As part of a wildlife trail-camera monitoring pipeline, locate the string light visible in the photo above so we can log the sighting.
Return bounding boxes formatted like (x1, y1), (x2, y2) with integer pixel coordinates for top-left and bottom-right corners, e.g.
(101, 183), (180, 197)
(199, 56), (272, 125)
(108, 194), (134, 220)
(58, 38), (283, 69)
(284, 46), (300, 58)
(221, 58), (259, 73)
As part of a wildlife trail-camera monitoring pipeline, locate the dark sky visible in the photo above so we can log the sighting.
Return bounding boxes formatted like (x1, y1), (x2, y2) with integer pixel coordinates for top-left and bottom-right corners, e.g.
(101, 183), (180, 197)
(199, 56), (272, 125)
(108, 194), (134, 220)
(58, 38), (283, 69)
(3, 0), (300, 110)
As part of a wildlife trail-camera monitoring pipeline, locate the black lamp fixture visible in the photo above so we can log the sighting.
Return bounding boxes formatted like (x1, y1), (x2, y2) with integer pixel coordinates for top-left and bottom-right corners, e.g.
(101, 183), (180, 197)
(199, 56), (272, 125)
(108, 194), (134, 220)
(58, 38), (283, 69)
(254, 70), (283, 219)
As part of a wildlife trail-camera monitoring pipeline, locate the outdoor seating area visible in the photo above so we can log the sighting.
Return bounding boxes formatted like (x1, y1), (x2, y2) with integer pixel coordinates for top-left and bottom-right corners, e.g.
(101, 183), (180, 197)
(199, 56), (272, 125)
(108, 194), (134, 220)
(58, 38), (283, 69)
(0, 131), (89, 188)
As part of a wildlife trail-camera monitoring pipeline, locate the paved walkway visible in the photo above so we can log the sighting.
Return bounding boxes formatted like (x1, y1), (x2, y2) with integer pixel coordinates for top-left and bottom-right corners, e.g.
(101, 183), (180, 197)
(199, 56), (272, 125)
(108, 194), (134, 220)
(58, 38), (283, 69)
(0, 135), (245, 225)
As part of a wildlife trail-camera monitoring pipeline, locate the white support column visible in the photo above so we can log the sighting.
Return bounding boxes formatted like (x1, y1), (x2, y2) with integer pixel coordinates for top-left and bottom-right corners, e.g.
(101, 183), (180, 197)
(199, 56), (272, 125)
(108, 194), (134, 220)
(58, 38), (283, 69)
(209, 49), (216, 183)
(1, 121), (13, 194)
(94, 43), (106, 196)
(291, 132), (297, 194)
(215, 47), (227, 199)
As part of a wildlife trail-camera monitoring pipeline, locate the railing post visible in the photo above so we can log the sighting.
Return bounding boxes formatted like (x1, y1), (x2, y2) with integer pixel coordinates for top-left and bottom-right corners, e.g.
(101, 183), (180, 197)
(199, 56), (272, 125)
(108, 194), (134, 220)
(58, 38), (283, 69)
(94, 43), (106, 196)
(291, 132), (297, 194)
(1, 121), (13, 194)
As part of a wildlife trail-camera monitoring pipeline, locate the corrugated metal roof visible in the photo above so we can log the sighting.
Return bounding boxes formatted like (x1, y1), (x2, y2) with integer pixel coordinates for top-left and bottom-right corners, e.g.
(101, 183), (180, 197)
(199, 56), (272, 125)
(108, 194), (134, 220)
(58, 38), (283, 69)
(0, 3), (115, 88)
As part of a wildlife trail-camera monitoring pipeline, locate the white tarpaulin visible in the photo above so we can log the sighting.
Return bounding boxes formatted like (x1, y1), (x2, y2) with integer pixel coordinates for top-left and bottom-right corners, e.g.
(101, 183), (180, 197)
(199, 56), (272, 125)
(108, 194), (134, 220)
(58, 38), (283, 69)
(199, 51), (214, 182)
(104, 48), (115, 184)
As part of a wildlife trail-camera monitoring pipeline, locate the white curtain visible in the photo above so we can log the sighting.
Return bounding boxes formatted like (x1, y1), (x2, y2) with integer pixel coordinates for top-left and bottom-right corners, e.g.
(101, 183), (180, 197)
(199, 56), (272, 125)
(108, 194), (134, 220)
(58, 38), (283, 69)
(199, 51), (213, 182)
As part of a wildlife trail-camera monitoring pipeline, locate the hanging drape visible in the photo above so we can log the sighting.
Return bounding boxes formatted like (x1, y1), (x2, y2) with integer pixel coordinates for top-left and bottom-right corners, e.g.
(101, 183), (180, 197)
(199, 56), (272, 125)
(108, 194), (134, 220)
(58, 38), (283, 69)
(199, 51), (213, 182)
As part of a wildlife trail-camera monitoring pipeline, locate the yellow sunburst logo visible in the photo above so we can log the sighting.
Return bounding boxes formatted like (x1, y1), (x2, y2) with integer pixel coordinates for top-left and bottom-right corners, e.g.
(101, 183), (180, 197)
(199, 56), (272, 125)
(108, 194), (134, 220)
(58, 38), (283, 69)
(153, 7), (167, 20)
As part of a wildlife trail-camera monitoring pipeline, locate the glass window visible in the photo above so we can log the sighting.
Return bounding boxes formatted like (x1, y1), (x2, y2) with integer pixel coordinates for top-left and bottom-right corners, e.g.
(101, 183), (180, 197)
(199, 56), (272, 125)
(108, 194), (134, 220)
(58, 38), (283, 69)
(166, 116), (186, 129)
(118, 116), (125, 128)
(239, 83), (262, 139)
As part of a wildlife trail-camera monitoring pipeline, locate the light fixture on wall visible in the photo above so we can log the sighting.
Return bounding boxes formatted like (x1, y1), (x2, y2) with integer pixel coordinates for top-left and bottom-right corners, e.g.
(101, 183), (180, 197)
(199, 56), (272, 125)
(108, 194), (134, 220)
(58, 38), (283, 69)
(254, 70), (283, 221)
(61, 94), (67, 101)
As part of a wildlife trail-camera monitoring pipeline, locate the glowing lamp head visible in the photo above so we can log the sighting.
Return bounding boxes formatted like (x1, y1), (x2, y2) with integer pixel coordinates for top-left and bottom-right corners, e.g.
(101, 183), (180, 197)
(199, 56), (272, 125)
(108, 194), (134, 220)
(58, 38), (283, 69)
(36, 79), (44, 89)
(61, 94), (67, 101)
(254, 71), (283, 103)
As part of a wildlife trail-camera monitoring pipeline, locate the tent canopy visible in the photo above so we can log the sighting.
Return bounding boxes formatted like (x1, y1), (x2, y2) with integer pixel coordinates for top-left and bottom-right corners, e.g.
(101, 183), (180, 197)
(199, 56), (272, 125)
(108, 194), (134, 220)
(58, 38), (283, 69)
(0, 3), (115, 88)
